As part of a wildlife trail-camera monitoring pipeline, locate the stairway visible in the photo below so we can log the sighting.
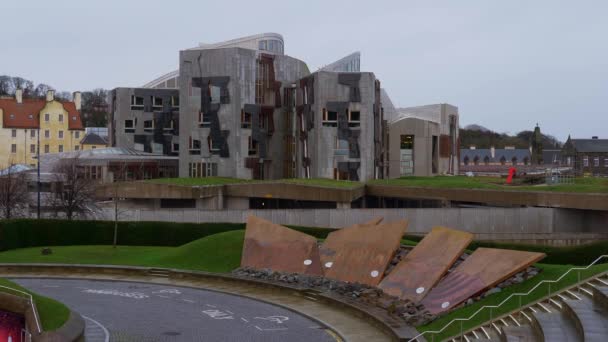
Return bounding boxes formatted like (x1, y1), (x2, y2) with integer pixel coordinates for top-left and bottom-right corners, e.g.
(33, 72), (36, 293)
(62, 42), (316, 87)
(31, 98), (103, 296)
(445, 273), (608, 342)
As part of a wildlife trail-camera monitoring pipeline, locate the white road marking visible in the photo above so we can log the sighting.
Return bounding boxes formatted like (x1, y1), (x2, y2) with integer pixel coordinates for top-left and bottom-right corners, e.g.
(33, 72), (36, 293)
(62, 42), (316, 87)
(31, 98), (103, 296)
(83, 289), (149, 299)
(156, 295), (170, 298)
(82, 315), (110, 342)
(255, 325), (288, 331)
(205, 304), (217, 308)
(202, 309), (234, 320)
(225, 310), (234, 314)
(254, 316), (289, 324)
(241, 318), (249, 322)
(182, 299), (196, 303)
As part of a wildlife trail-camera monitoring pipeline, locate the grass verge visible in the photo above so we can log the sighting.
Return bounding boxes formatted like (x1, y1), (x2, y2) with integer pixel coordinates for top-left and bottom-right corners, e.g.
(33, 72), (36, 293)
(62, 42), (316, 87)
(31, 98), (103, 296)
(0, 278), (70, 331)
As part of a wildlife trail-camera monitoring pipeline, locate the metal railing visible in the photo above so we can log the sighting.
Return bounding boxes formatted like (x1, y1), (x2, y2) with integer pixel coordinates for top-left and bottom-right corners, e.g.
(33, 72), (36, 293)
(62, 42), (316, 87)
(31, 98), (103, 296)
(408, 254), (608, 342)
(0, 284), (42, 335)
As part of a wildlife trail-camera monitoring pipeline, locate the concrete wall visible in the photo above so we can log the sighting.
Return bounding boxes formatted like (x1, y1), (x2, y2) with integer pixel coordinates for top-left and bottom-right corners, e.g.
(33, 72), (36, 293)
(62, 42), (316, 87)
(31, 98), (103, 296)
(92, 207), (608, 245)
(387, 117), (439, 177)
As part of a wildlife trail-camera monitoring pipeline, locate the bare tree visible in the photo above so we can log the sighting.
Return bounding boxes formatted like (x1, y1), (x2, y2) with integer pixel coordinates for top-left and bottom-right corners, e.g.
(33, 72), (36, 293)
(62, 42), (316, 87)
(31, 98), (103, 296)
(0, 162), (29, 219)
(50, 156), (98, 220)
(0, 75), (12, 96)
(110, 162), (129, 248)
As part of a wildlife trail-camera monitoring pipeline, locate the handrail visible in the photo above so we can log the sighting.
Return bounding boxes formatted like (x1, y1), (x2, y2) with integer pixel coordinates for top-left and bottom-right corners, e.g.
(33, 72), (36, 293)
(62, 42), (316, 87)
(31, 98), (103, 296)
(0, 285), (42, 334)
(408, 254), (608, 342)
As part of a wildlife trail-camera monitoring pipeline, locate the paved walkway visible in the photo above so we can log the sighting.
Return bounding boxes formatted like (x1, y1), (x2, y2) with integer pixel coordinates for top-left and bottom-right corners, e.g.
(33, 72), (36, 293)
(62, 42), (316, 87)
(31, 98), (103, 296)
(4, 270), (396, 342)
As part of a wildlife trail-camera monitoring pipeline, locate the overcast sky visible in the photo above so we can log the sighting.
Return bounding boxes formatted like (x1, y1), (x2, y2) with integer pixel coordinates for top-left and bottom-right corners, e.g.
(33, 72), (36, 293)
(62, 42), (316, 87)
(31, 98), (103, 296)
(1, 0), (606, 141)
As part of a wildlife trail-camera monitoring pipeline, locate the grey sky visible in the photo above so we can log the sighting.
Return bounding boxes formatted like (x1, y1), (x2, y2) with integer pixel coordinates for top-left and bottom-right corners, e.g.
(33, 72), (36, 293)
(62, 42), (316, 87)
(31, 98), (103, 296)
(1, 0), (606, 141)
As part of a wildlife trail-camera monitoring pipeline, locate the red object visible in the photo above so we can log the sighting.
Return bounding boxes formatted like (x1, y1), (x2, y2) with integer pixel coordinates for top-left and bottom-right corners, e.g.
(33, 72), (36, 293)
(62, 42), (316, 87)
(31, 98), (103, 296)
(0, 310), (24, 342)
(506, 167), (517, 184)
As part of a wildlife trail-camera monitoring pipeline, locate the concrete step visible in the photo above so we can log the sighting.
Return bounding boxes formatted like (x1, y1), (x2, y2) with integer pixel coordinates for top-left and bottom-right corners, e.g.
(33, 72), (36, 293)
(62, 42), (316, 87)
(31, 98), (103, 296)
(147, 268), (171, 277)
(562, 295), (608, 342)
(500, 324), (538, 342)
(591, 285), (608, 311)
(530, 310), (581, 342)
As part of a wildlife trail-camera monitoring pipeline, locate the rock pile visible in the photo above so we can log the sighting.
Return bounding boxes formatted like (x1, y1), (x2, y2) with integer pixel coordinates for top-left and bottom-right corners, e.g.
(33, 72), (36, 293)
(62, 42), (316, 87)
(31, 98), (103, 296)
(233, 267), (436, 326)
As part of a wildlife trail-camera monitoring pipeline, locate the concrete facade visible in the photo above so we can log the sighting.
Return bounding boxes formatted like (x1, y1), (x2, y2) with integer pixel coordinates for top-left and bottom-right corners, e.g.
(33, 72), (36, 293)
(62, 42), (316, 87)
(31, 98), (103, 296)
(108, 88), (180, 156)
(387, 104), (459, 177)
(178, 46), (310, 179)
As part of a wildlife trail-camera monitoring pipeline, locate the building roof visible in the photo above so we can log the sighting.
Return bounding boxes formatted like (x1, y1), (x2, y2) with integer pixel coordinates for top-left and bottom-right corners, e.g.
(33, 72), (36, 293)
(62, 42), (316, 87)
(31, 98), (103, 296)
(0, 98), (84, 130)
(570, 139), (608, 153)
(461, 148), (531, 162)
(80, 133), (108, 146)
(0, 164), (33, 176)
(543, 149), (562, 164)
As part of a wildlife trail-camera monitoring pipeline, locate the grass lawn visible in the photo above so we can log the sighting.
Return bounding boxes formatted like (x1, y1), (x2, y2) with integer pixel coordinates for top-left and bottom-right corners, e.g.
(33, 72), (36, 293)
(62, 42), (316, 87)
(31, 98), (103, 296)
(417, 263), (608, 340)
(278, 178), (362, 189)
(0, 278), (70, 331)
(369, 176), (608, 193)
(0, 230), (245, 274)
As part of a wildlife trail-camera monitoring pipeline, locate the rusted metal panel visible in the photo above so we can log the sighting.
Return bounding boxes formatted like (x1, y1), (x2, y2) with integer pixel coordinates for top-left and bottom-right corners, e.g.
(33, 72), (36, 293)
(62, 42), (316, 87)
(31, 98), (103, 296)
(319, 219), (408, 286)
(379, 226), (473, 302)
(421, 248), (545, 314)
(241, 215), (323, 276)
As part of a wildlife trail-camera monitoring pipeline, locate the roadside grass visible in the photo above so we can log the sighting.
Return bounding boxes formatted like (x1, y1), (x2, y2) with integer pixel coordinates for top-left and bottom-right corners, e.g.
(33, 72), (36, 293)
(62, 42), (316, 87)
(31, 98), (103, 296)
(0, 230), (245, 273)
(278, 178), (363, 189)
(0, 278), (70, 331)
(369, 176), (608, 193)
(417, 263), (608, 340)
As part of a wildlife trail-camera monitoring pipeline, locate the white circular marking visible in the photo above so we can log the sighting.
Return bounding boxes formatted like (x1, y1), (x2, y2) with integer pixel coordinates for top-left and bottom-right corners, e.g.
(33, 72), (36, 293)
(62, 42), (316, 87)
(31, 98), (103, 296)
(324, 262), (333, 268)
(370, 270), (380, 278)
(303, 259), (312, 265)
(416, 287), (425, 294)
(441, 301), (450, 309)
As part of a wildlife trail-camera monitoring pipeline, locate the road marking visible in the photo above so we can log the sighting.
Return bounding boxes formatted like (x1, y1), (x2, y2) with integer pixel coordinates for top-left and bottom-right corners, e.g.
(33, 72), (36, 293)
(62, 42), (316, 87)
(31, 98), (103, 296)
(254, 316), (289, 324)
(241, 318), (249, 322)
(225, 310), (234, 314)
(205, 304), (217, 308)
(254, 325), (288, 331)
(324, 329), (344, 342)
(83, 289), (149, 299)
(157, 295), (170, 298)
(202, 309), (234, 320)
(182, 299), (196, 303)
(82, 315), (110, 342)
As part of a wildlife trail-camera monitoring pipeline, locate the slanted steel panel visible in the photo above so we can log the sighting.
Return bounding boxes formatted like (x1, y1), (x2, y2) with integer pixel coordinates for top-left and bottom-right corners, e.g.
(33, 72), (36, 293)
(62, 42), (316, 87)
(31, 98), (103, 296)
(319, 219), (408, 286)
(379, 226), (473, 302)
(421, 248), (545, 314)
(241, 216), (323, 276)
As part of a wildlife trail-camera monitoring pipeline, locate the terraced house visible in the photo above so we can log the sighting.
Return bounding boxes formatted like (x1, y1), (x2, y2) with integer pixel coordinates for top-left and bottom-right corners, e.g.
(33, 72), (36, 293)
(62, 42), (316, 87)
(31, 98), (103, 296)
(0, 89), (84, 168)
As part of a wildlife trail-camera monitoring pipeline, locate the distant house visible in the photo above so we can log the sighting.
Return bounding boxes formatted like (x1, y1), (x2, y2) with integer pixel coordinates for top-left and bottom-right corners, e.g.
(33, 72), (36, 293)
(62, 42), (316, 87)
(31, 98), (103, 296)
(561, 136), (608, 176)
(80, 133), (108, 150)
(542, 149), (562, 167)
(460, 146), (531, 167)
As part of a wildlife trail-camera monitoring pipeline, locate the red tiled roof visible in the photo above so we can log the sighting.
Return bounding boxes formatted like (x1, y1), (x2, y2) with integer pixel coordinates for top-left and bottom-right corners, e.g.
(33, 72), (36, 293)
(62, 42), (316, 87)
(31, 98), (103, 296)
(0, 98), (84, 130)
(0, 98), (45, 129)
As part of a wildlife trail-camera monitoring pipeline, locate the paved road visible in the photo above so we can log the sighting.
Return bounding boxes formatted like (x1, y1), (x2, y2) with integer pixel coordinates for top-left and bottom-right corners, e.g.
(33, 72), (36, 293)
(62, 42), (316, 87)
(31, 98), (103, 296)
(13, 278), (337, 342)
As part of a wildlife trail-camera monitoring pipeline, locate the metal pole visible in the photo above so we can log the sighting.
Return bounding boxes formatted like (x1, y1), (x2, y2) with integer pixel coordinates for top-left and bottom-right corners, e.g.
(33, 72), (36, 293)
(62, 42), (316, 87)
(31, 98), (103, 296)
(37, 126), (40, 219)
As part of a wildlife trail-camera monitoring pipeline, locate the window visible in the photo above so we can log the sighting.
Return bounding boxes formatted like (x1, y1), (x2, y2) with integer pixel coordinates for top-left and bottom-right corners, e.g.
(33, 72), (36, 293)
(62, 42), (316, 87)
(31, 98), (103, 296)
(11, 129), (16, 138)
(474, 156), (480, 165)
(143, 120), (154, 131)
(44, 145), (49, 153)
(583, 156), (589, 167)
(333, 168), (350, 181)
(400, 135), (414, 149)
(594, 157), (600, 167)
(171, 96), (179, 108)
(44, 113), (49, 122)
(511, 157), (517, 166)
(72, 116), (77, 121)
(484, 156), (490, 165)
(30, 130), (35, 138)
(58, 145), (63, 152)
(44, 130), (50, 138)
(10, 144), (16, 153)
(463, 156), (469, 165)
(58, 130), (64, 139)
(334, 137), (348, 156)
(208, 136), (221, 152)
(188, 137), (201, 155)
(348, 111), (360, 127)
(9, 114), (14, 120)
(163, 119), (174, 131)
(75, 145), (80, 151)
(30, 144), (35, 153)
(500, 156), (506, 165)
(248, 136), (258, 156)
(567, 157), (572, 166)
(171, 143), (179, 153)
(152, 96), (163, 109)
(605, 158), (608, 167)
(209, 86), (221, 104)
(124, 119), (135, 133)
(75, 131), (80, 139)
(241, 110), (252, 128)
(58, 114), (63, 122)
(322, 109), (338, 127)
(189, 162), (218, 178)
(198, 111), (211, 127)
(130, 96), (144, 109)
(92, 146), (97, 149)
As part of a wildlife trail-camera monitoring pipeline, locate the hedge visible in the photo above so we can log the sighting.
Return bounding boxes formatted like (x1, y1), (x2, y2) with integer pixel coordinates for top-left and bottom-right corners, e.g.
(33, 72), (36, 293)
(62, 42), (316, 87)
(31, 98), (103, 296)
(0, 219), (336, 251)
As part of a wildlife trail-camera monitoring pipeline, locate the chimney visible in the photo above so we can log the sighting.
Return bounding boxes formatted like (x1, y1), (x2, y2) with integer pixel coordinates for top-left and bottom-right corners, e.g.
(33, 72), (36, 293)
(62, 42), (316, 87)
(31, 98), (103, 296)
(592, 136), (598, 140)
(73, 91), (82, 111)
(490, 146), (495, 159)
(46, 90), (55, 102)
(469, 145), (476, 150)
(15, 89), (23, 104)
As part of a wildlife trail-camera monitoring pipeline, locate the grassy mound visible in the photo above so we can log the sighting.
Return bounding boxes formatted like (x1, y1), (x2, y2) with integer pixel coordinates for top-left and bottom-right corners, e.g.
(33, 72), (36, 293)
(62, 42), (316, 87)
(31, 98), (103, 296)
(0, 278), (70, 331)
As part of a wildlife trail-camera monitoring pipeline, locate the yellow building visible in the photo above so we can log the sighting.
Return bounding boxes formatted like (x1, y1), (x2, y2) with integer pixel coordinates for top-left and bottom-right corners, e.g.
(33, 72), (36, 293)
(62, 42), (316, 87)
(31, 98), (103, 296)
(80, 133), (108, 150)
(0, 89), (85, 168)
